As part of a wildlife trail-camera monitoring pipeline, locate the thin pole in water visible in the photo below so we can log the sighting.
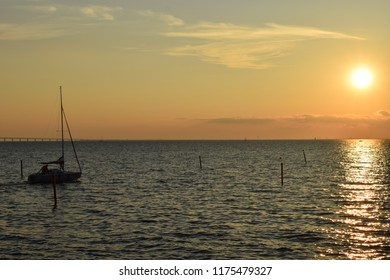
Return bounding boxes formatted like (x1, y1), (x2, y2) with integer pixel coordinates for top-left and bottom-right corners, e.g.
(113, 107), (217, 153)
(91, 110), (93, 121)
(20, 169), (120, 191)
(280, 157), (284, 186)
(52, 175), (57, 208)
(20, 160), (23, 179)
(303, 149), (307, 165)
(199, 155), (202, 169)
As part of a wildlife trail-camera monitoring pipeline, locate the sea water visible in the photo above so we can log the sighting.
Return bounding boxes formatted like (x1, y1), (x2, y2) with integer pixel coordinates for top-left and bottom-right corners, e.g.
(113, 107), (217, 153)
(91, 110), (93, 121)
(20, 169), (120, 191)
(0, 140), (389, 259)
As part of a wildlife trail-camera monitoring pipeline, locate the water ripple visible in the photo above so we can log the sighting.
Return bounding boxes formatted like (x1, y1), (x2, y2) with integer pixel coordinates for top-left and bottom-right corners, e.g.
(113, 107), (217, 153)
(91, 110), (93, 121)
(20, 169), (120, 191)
(0, 140), (389, 259)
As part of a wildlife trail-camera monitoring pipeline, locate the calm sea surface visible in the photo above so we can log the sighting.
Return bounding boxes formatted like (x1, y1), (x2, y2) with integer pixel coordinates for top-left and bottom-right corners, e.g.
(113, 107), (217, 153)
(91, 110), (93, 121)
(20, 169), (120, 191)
(0, 140), (389, 259)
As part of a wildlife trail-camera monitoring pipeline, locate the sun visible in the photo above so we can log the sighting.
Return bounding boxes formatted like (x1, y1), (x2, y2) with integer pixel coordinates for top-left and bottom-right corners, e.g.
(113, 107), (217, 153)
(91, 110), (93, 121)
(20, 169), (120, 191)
(350, 67), (373, 89)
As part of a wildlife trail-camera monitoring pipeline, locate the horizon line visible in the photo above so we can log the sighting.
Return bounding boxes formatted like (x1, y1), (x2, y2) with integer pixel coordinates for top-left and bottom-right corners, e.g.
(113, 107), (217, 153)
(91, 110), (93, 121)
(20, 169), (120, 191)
(1, 137), (388, 142)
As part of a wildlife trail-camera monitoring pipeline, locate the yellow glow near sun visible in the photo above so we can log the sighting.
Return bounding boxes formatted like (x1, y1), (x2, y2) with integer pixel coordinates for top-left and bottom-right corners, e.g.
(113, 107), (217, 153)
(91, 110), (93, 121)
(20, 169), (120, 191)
(350, 67), (374, 89)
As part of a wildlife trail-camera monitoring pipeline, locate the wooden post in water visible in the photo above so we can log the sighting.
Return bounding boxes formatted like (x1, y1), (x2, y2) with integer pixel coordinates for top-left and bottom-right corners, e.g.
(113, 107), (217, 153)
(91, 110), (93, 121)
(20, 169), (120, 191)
(52, 175), (57, 208)
(303, 150), (307, 165)
(20, 160), (23, 179)
(199, 155), (203, 170)
(280, 157), (284, 186)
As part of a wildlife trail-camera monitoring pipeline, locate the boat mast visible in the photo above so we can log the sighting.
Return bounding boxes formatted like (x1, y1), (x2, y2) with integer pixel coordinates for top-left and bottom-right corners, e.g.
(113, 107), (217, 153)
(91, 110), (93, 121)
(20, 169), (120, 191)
(60, 86), (64, 170)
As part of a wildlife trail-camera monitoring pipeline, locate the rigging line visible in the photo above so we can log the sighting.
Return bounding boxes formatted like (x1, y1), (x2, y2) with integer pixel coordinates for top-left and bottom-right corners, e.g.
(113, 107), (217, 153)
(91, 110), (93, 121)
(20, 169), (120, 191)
(63, 109), (82, 173)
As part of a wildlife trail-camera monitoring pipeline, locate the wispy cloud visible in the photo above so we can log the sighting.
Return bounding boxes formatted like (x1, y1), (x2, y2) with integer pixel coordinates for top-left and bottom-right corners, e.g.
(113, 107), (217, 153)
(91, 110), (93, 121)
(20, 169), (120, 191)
(376, 110), (390, 117)
(203, 113), (389, 125)
(180, 112), (390, 139)
(164, 22), (363, 40)
(165, 40), (287, 70)
(0, 3), (125, 40)
(19, 3), (122, 20)
(149, 15), (365, 70)
(80, 5), (123, 21)
(139, 10), (184, 26)
(29, 5), (58, 13)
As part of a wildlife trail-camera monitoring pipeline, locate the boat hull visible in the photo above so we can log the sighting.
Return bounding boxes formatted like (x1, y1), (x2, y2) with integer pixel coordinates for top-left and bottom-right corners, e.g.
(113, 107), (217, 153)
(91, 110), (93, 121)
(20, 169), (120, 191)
(28, 170), (81, 184)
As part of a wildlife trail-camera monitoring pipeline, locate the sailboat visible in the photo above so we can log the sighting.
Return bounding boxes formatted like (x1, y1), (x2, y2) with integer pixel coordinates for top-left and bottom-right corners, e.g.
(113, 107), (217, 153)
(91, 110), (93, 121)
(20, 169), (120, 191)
(28, 86), (82, 184)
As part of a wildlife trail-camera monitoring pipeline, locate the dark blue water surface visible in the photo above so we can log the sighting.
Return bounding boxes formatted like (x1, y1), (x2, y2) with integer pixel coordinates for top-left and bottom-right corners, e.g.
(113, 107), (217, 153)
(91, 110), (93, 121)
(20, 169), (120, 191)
(0, 140), (389, 259)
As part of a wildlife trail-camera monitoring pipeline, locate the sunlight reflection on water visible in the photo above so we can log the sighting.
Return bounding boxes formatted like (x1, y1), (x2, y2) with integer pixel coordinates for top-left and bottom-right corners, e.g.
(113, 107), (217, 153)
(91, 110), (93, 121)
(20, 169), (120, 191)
(334, 140), (390, 259)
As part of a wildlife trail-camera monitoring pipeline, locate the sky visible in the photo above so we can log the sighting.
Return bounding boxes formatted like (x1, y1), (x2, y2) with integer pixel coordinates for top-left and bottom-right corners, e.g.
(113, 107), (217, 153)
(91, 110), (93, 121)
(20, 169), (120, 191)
(1, 0), (390, 140)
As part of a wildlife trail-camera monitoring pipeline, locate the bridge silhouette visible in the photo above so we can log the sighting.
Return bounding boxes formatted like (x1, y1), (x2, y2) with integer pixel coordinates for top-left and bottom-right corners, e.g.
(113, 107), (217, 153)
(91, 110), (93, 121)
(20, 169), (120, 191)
(1, 137), (61, 142)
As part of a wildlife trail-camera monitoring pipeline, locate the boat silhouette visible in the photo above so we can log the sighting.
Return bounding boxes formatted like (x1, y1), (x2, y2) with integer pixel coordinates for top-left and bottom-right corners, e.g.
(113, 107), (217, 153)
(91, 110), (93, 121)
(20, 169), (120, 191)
(28, 86), (82, 184)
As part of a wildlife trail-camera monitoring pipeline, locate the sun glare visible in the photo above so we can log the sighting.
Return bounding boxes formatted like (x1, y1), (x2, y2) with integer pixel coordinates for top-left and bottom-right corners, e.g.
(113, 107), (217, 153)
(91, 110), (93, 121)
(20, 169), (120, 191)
(350, 67), (373, 89)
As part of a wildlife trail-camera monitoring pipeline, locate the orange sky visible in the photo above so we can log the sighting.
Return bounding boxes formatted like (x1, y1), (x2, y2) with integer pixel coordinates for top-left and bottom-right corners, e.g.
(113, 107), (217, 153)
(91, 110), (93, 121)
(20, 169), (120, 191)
(1, 1), (390, 139)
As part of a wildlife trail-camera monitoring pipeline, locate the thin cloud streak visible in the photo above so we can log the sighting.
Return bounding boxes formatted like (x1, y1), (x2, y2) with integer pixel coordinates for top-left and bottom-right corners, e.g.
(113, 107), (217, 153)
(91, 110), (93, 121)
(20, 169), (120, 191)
(0, 4), (124, 41)
(166, 40), (290, 69)
(175, 112), (390, 139)
(164, 22), (364, 40)
(26, 5), (58, 13)
(80, 5), (123, 21)
(161, 20), (365, 69)
(203, 113), (389, 125)
(138, 10), (184, 26)
(16, 3), (122, 20)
